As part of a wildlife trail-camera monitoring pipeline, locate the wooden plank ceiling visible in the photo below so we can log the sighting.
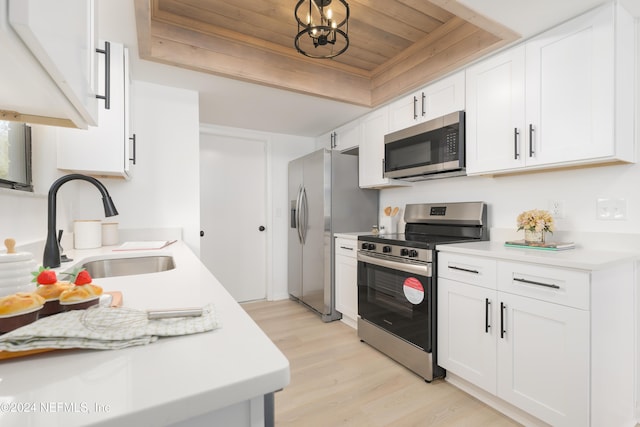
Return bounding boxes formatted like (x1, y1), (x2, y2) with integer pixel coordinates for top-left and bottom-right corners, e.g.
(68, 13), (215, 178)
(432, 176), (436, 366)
(134, 0), (519, 107)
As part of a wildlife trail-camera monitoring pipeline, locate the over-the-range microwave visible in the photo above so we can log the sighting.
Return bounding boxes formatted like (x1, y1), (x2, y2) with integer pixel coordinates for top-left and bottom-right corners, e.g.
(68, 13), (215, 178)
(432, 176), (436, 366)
(383, 111), (465, 181)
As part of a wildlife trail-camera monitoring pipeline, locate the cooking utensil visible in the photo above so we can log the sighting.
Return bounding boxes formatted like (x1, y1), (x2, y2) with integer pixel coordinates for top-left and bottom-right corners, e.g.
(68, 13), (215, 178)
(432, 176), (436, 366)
(80, 306), (207, 332)
(391, 207), (399, 217)
(384, 206), (392, 216)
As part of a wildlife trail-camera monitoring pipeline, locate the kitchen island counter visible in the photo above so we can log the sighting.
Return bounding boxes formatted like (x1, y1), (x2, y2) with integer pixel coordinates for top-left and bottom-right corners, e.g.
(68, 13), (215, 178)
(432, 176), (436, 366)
(0, 241), (289, 427)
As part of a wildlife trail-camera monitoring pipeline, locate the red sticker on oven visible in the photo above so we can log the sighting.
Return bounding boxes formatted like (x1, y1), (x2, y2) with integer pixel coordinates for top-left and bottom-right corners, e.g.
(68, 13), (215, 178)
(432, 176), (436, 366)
(403, 277), (425, 304)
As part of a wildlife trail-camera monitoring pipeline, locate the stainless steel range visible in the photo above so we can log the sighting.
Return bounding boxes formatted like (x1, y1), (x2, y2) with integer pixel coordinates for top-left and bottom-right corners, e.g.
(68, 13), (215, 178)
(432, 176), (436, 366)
(357, 201), (488, 381)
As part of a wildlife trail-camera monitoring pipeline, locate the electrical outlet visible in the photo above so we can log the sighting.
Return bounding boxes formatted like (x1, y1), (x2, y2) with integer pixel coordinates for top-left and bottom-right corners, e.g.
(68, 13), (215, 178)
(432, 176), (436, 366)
(548, 200), (564, 219)
(596, 198), (627, 220)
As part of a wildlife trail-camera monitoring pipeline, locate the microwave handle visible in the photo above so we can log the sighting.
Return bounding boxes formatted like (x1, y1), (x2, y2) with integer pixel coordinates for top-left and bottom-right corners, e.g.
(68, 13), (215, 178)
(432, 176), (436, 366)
(381, 159), (385, 179)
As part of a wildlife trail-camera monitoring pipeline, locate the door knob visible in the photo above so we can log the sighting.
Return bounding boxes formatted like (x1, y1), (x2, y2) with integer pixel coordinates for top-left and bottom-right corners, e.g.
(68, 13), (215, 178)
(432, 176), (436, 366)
(259, 226), (266, 232)
(200, 230), (204, 237)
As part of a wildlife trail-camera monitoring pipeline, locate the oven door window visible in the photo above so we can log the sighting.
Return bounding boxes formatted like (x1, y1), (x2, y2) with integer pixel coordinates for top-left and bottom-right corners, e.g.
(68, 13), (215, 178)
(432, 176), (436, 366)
(358, 260), (431, 351)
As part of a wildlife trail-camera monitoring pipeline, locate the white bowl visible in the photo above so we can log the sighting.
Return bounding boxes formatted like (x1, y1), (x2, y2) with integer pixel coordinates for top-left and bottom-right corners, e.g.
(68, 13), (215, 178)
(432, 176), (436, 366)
(0, 258), (37, 271)
(0, 251), (33, 263)
(0, 274), (34, 289)
(0, 262), (38, 279)
(0, 282), (36, 297)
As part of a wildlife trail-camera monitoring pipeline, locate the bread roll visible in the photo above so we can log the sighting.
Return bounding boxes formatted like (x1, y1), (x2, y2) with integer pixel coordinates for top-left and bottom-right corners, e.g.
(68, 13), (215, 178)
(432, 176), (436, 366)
(59, 284), (103, 303)
(0, 292), (45, 316)
(35, 282), (73, 300)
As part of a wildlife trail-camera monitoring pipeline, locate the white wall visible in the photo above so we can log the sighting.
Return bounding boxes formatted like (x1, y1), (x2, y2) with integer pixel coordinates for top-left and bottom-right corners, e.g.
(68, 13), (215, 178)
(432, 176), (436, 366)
(0, 82), (201, 259)
(62, 81), (201, 254)
(199, 124), (315, 300)
(379, 161), (640, 251)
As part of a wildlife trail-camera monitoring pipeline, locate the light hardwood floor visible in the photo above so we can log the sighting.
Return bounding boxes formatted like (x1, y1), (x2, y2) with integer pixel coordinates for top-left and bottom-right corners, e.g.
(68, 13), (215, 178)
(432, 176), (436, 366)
(242, 299), (521, 426)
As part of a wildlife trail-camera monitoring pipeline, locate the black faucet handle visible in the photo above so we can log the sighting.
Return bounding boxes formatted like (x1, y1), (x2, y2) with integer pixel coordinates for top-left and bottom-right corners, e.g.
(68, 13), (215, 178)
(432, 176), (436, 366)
(57, 230), (73, 263)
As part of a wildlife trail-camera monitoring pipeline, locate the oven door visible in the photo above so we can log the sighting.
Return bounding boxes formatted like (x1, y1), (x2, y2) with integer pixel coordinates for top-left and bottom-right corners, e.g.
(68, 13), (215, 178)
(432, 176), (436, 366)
(357, 252), (432, 351)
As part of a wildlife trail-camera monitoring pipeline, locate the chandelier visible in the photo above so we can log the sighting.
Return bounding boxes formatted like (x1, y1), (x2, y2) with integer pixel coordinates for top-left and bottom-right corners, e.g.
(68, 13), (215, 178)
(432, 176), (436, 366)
(294, 0), (350, 59)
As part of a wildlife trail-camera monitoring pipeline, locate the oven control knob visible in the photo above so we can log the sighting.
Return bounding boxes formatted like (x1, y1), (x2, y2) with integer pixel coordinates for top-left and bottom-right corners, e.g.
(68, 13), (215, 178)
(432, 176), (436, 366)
(400, 248), (409, 256)
(361, 243), (369, 250)
(382, 246), (392, 253)
(367, 243), (376, 250)
(409, 250), (418, 258)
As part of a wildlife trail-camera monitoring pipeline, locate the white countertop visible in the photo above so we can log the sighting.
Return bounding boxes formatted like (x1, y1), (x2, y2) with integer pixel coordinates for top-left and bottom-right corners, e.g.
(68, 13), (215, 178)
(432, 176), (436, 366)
(334, 232), (371, 239)
(437, 241), (639, 270)
(0, 241), (290, 426)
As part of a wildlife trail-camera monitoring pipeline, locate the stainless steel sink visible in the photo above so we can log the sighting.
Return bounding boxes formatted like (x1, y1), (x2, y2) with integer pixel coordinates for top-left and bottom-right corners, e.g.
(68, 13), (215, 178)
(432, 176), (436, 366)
(78, 256), (176, 278)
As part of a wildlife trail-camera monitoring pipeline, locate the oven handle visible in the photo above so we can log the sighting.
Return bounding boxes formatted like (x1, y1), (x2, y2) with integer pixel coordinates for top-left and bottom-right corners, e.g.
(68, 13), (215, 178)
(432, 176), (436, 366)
(357, 252), (431, 277)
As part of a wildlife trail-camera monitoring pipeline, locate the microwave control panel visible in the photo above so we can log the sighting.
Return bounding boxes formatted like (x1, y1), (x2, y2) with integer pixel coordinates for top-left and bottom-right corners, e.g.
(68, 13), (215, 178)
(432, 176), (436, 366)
(443, 130), (458, 161)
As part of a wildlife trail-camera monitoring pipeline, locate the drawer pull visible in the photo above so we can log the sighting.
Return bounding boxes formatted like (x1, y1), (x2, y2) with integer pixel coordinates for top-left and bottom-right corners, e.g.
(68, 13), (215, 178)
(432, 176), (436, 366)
(500, 302), (506, 339)
(485, 298), (491, 333)
(449, 265), (479, 274)
(339, 246), (354, 251)
(513, 277), (560, 289)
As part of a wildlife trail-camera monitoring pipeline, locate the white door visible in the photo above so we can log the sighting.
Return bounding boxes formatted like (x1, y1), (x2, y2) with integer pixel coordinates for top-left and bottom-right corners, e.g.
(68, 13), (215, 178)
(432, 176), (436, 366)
(199, 132), (267, 302)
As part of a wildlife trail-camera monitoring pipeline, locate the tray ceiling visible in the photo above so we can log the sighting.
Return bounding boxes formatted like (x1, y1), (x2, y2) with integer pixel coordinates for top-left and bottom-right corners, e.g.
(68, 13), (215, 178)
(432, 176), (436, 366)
(134, 0), (519, 107)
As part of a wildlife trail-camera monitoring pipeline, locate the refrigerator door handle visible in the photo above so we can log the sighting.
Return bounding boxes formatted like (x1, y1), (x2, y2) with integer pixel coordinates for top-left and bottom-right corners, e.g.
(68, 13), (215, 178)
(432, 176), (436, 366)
(300, 186), (309, 244)
(295, 186), (304, 243)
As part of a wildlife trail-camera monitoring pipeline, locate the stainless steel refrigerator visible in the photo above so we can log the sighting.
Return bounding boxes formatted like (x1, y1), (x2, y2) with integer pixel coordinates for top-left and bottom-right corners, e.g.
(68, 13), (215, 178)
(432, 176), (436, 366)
(288, 148), (378, 321)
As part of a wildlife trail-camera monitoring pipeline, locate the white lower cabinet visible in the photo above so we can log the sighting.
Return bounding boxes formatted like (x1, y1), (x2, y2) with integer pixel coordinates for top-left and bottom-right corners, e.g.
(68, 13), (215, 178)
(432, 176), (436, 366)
(497, 291), (589, 426)
(335, 236), (358, 328)
(438, 250), (635, 427)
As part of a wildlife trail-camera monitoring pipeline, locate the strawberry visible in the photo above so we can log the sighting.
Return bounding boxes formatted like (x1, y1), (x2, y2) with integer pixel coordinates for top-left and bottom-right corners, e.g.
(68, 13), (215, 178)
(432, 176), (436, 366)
(32, 267), (57, 285)
(74, 269), (92, 286)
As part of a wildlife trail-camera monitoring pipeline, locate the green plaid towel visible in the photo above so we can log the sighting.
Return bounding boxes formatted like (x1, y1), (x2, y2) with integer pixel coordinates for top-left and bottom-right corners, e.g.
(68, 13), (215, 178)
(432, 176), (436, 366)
(0, 304), (220, 351)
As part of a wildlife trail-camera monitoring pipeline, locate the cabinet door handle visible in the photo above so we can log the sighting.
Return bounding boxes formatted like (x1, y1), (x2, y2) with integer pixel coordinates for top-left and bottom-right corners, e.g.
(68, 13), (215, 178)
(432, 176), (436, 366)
(421, 92), (426, 117)
(485, 298), (491, 333)
(339, 246), (353, 251)
(413, 96), (418, 119)
(95, 41), (111, 110)
(448, 265), (479, 274)
(129, 134), (136, 165)
(528, 124), (535, 157)
(500, 302), (506, 339)
(514, 128), (520, 159)
(513, 277), (560, 289)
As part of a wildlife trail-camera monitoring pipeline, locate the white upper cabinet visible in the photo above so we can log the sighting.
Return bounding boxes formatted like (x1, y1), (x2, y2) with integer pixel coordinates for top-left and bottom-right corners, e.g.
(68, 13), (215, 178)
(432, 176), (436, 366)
(466, 2), (636, 175)
(317, 120), (360, 152)
(57, 42), (133, 178)
(465, 46), (526, 173)
(332, 120), (360, 152)
(388, 71), (465, 133)
(0, 0), (101, 128)
(359, 106), (411, 188)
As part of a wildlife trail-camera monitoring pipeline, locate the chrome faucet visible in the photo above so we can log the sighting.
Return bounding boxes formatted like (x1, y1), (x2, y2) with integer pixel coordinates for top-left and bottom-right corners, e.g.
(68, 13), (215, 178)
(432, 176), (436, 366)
(43, 174), (119, 268)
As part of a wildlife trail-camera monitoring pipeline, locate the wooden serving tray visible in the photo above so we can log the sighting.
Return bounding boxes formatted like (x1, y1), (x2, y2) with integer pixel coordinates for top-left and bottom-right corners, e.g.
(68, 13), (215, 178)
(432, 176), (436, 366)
(0, 291), (123, 361)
